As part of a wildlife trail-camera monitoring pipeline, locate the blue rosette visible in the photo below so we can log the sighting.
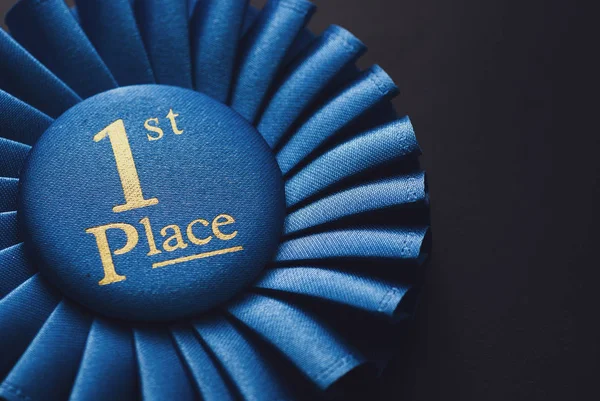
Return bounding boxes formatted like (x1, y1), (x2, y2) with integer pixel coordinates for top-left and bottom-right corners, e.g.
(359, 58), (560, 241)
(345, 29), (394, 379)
(0, 0), (430, 400)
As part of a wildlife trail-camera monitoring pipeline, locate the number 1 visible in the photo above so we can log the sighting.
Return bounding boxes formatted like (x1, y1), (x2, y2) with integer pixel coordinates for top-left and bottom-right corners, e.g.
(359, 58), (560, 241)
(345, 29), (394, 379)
(94, 119), (159, 213)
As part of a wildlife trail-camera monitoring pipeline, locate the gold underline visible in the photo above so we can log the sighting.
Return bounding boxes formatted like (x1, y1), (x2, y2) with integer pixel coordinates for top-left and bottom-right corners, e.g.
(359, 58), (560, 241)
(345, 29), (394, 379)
(152, 246), (244, 269)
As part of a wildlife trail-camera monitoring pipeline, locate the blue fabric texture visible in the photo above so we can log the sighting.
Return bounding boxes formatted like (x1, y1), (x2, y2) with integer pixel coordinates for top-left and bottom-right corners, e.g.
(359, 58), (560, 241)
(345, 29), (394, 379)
(75, 0), (155, 86)
(231, 0), (316, 122)
(284, 173), (428, 235)
(258, 25), (366, 148)
(0, 0), (430, 399)
(135, 0), (193, 88)
(0, 301), (91, 401)
(70, 318), (138, 401)
(0, 275), (61, 379)
(194, 315), (293, 401)
(276, 65), (399, 176)
(6, 0), (118, 99)
(0, 211), (18, 250)
(134, 328), (198, 401)
(0, 89), (52, 145)
(0, 177), (18, 213)
(255, 267), (412, 319)
(285, 116), (420, 207)
(0, 137), (29, 178)
(0, 29), (80, 118)
(171, 326), (238, 401)
(0, 244), (36, 298)
(228, 293), (365, 390)
(190, 0), (249, 102)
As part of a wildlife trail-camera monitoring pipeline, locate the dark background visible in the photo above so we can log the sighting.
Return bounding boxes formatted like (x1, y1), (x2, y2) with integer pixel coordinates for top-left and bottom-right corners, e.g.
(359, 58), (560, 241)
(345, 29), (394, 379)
(1, 1), (597, 400)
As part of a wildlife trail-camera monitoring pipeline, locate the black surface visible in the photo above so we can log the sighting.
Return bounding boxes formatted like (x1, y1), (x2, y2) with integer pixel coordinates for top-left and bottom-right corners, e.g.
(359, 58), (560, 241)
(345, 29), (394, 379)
(1, 1), (597, 400)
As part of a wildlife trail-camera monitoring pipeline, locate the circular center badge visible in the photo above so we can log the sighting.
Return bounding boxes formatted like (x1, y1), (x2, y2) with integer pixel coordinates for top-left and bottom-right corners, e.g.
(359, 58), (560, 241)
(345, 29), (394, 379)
(18, 85), (285, 322)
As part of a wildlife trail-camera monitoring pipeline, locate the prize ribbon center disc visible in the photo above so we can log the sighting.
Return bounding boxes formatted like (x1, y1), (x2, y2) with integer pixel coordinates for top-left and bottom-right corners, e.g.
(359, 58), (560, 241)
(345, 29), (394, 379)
(18, 85), (286, 322)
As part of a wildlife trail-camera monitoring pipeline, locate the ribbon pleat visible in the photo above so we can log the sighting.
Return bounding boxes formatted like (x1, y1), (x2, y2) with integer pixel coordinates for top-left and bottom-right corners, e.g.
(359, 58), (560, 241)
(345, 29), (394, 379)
(284, 173), (427, 235)
(276, 65), (399, 175)
(5, 0), (118, 99)
(69, 319), (138, 401)
(331, 96), (400, 147)
(0, 138), (29, 178)
(228, 293), (365, 389)
(187, 0), (196, 17)
(255, 267), (412, 319)
(0, 30), (80, 118)
(190, 0), (249, 102)
(75, 0), (155, 86)
(241, 5), (260, 35)
(275, 228), (430, 265)
(171, 327), (237, 401)
(0, 178), (18, 213)
(0, 211), (18, 250)
(135, 0), (193, 88)
(281, 28), (315, 70)
(258, 26), (366, 148)
(0, 301), (91, 401)
(70, 6), (80, 23)
(0, 90), (52, 146)
(134, 328), (198, 401)
(302, 299), (414, 364)
(231, 0), (315, 122)
(0, 244), (36, 299)
(0, 275), (60, 379)
(194, 315), (293, 401)
(285, 117), (419, 208)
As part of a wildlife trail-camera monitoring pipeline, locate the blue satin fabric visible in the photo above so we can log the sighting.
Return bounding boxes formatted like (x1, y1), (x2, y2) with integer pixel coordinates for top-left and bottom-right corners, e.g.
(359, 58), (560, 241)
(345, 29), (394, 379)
(190, 0), (249, 102)
(275, 228), (430, 265)
(277, 65), (399, 175)
(0, 244), (36, 299)
(0, 90), (52, 146)
(228, 293), (364, 389)
(285, 117), (420, 208)
(134, 328), (198, 401)
(0, 30), (80, 118)
(0, 276), (60, 380)
(242, 5), (260, 34)
(231, 0), (315, 122)
(5, 0), (118, 99)
(187, 0), (196, 16)
(70, 5), (80, 23)
(135, 0), (193, 88)
(0, 178), (17, 212)
(255, 267), (411, 319)
(258, 26), (366, 148)
(0, 301), (91, 401)
(75, 0), (155, 86)
(0, 138), (28, 178)
(281, 25), (315, 69)
(0, 211), (17, 250)
(285, 173), (428, 236)
(70, 319), (138, 401)
(172, 327), (237, 401)
(194, 315), (293, 401)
